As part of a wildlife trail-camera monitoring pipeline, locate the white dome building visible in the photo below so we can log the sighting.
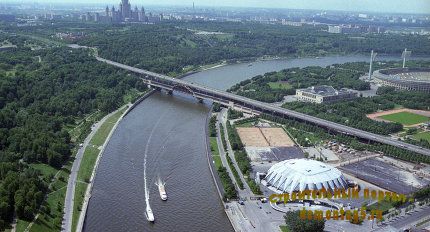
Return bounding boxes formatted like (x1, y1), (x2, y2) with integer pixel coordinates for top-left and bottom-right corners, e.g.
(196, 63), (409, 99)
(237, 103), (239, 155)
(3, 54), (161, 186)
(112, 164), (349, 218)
(264, 159), (348, 194)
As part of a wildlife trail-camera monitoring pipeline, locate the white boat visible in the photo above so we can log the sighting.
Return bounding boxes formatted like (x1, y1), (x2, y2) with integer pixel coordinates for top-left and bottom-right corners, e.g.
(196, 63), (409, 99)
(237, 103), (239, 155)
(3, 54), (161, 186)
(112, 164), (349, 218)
(156, 178), (167, 201)
(145, 205), (155, 222)
(158, 183), (167, 201)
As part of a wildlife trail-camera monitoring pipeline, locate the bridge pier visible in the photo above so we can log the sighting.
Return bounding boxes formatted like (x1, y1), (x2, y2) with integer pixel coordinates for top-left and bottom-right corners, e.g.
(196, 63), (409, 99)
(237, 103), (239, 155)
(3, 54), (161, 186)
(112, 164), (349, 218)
(197, 97), (204, 103)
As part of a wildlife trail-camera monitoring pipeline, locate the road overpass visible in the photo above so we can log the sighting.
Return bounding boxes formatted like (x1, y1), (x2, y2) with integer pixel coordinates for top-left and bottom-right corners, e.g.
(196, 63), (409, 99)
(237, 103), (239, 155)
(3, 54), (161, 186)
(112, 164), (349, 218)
(96, 57), (430, 157)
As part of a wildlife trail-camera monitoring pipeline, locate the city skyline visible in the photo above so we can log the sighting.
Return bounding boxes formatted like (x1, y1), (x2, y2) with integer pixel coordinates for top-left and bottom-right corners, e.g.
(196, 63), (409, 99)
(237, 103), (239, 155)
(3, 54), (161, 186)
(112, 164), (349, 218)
(3, 0), (430, 14)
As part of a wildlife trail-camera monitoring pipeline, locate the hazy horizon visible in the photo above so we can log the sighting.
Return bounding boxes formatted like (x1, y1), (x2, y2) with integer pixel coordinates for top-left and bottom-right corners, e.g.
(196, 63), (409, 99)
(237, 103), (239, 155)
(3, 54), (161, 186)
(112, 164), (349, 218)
(3, 0), (430, 14)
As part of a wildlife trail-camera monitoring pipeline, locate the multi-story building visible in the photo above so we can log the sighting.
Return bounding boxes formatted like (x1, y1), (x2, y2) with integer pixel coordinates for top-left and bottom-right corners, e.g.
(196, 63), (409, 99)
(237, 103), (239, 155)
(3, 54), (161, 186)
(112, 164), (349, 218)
(105, 0), (146, 22)
(83, 0), (146, 23)
(295, 85), (358, 104)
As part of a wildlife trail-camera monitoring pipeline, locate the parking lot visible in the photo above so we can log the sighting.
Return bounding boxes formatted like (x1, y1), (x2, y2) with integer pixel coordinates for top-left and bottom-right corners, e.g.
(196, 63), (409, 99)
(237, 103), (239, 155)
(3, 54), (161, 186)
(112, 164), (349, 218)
(339, 157), (430, 194)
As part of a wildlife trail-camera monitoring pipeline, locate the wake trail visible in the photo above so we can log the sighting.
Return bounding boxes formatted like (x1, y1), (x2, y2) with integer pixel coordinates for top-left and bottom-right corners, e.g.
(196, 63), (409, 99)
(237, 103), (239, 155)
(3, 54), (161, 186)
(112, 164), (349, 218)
(143, 112), (165, 208)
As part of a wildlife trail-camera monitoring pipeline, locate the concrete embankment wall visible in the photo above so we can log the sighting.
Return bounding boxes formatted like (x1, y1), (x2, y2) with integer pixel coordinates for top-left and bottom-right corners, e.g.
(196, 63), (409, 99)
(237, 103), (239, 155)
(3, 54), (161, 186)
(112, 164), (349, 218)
(123, 89), (156, 117)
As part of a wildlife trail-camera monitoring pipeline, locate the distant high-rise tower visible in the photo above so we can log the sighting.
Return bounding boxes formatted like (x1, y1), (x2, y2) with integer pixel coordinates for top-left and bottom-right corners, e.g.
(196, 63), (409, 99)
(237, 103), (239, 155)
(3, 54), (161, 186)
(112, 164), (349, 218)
(402, 48), (412, 68)
(138, 7), (146, 22)
(120, 0), (132, 19)
(193, 2), (195, 18)
(368, 50), (377, 79)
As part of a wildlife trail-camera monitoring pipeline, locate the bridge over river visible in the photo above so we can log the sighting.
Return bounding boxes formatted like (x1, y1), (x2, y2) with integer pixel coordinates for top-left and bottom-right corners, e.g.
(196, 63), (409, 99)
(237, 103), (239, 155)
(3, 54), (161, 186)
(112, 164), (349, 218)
(96, 57), (430, 157)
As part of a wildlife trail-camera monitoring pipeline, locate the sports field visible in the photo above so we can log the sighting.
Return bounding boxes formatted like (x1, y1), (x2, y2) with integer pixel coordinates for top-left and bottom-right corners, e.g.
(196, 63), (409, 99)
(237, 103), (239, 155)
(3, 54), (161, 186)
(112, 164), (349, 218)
(236, 127), (294, 147)
(379, 112), (429, 126)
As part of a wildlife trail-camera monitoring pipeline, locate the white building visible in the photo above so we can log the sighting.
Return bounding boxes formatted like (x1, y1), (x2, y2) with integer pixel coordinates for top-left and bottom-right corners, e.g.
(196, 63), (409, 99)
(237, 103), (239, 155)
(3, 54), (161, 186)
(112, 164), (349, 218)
(264, 159), (348, 194)
(295, 85), (357, 104)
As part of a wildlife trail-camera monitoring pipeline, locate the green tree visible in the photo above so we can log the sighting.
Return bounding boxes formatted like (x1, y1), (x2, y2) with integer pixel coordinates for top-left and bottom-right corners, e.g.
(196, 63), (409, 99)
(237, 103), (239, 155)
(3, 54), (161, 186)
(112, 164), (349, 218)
(284, 211), (325, 232)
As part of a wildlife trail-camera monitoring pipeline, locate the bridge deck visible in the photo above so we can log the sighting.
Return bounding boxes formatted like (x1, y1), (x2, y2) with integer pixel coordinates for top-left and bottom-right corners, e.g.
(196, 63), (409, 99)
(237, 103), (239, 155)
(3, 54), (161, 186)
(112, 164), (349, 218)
(96, 57), (430, 157)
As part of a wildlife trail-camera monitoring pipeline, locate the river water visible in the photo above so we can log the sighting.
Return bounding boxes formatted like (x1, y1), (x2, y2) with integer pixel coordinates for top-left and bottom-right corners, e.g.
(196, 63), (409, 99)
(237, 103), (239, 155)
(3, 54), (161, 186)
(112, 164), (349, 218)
(83, 55), (427, 232)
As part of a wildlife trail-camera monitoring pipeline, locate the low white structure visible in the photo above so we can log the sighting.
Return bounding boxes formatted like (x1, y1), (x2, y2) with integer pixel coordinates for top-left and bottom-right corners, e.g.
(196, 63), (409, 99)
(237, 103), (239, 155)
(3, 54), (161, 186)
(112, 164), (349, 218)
(295, 85), (357, 104)
(264, 159), (348, 193)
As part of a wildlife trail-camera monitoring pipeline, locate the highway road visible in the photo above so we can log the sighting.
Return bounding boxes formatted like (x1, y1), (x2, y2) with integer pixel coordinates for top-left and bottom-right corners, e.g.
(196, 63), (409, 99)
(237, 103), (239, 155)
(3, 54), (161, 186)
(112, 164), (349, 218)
(96, 57), (430, 157)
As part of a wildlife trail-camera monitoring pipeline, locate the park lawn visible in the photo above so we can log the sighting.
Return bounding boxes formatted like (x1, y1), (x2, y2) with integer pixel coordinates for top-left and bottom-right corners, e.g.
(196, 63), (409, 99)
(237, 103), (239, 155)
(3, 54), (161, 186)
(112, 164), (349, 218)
(213, 156), (222, 169)
(30, 187), (67, 232)
(15, 220), (30, 232)
(90, 107), (127, 147)
(280, 225), (290, 232)
(16, 161), (72, 232)
(77, 146), (99, 183)
(71, 105), (127, 232)
(71, 182), (88, 232)
(210, 137), (223, 169)
(268, 82), (292, 90)
(235, 119), (259, 128)
(414, 131), (430, 142)
(29, 163), (58, 183)
(379, 112), (429, 126)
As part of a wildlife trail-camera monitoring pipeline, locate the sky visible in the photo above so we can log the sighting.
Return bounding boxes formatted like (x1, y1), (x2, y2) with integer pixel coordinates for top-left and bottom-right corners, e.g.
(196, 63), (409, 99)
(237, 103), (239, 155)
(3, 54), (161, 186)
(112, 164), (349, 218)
(6, 0), (430, 14)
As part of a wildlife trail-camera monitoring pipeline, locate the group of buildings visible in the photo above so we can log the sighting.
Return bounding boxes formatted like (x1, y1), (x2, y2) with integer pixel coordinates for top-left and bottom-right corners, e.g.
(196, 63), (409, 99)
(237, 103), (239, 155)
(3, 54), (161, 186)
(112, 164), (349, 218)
(82, 0), (160, 23)
(328, 24), (386, 34)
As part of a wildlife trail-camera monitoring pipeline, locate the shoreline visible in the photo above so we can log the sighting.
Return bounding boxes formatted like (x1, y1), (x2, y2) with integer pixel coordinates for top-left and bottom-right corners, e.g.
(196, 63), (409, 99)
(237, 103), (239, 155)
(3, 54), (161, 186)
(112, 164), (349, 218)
(75, 90), (156, 232)
(204, 107), (238, 232)
(75, 104), (130, 232)
(176, 52), (430, 80)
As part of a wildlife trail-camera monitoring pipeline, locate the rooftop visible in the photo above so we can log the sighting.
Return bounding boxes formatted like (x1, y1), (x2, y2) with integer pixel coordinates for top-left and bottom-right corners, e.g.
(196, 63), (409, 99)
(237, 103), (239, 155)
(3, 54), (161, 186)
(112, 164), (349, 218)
(297, 85), (352, 96)
(264, 159), (348, 193)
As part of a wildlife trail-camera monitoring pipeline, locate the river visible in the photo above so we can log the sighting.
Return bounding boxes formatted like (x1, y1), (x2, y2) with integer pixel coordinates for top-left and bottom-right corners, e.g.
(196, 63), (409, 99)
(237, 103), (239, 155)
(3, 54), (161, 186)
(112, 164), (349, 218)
(83, 55), (428, 232)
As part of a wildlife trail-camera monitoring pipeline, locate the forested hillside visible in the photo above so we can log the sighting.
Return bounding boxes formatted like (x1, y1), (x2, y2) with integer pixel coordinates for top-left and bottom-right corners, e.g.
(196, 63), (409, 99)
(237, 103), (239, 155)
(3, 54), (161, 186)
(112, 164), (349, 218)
(74, 21), (430, 75)
(0, 34), (145, 229)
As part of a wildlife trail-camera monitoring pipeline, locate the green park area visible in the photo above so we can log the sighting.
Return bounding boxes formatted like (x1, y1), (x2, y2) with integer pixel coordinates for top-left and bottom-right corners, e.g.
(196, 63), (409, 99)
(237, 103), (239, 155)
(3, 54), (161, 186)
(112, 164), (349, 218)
(379, 112), (429, 126)
(15, 162), (72, 232)
(71, 105), (128, 232)
(414, 131), (430, 143)
(210, 137), (223, 169)
(268, 81), (292, 90)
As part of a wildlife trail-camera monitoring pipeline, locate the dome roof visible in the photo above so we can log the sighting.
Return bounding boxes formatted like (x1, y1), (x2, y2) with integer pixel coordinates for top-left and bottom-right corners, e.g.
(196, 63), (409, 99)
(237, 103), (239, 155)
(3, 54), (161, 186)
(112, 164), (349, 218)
(265, 159), (348, 193)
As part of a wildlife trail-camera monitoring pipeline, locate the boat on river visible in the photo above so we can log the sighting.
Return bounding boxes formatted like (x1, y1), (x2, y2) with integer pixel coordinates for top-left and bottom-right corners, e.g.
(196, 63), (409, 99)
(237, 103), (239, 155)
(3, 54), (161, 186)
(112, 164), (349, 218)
(156, 178), (167, 201)
(145, 205), (155, 222)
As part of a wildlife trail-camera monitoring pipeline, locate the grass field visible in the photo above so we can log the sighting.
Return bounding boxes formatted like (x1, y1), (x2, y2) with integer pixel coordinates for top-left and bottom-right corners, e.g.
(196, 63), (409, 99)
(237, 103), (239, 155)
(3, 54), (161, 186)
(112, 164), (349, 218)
(210, 137), (222, 169)
(414, 131), (430, 142)
(268, 82), (292, 90)
(15, 161), (73, 232)
(71, 106), (127, 232)
(280, 225), (290, 232)
(379, 112), (429, 126)
(235, 121), (255, 127)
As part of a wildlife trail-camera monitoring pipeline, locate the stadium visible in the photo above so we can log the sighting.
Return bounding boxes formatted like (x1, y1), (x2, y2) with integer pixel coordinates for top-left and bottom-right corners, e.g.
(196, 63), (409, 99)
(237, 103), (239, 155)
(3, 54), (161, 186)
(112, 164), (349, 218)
(264, 159), (349, 194)
(373, 67), (430, 93)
